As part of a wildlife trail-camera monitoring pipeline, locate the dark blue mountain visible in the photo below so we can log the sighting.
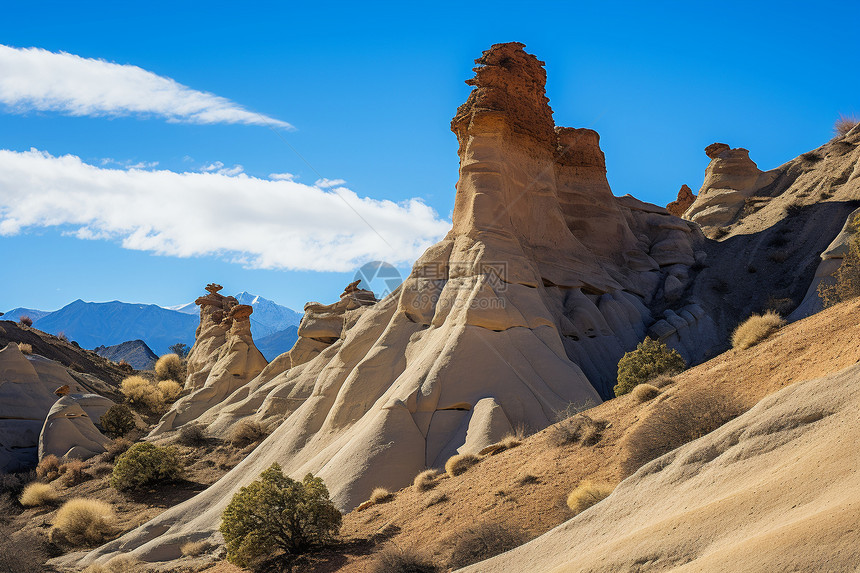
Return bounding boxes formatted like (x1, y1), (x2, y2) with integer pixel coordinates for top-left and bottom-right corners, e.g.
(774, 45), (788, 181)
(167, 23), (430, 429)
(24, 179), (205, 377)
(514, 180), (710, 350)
(255, 325), (299, 361)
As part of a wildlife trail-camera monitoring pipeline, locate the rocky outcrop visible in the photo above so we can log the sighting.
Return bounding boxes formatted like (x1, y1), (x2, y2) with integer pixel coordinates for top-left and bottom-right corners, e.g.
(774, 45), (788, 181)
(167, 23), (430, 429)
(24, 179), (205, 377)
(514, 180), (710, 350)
(149, 284), (267, 436)
(70, 43), (726, 570)
(39, 394), (112, 460)
(666, 184), (696, 217)
(685, 143), (778, 230)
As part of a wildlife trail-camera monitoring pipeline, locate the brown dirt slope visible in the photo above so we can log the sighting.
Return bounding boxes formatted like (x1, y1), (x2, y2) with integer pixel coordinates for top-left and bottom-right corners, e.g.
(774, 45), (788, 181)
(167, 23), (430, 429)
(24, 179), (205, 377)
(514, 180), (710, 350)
(331, 298), (860, 572)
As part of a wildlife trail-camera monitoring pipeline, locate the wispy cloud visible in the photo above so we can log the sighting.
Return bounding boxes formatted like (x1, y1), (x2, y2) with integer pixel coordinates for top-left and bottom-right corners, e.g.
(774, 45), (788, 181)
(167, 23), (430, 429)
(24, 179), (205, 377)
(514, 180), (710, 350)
(0, 149), (450, 271)
(269, 172), (296, 181)
(315, 178), (347, 188)
(200, 161), (244, 176)
(0, 45), (291, 128)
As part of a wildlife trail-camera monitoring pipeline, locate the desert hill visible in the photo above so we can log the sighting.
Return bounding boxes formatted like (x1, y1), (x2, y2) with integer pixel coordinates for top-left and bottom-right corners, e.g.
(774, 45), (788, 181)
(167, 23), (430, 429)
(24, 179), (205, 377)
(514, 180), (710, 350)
(93, 339), (158, 371)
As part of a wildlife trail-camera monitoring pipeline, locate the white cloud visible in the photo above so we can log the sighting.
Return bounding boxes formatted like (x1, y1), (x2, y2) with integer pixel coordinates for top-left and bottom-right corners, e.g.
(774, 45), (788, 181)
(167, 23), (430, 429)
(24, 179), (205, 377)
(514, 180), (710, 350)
(268, 172), (296, 181)
(315, 178), (347, 188)
(200, 161), (244, 176)
(0, 148), (450, 272)
(0, 45), (291, 128)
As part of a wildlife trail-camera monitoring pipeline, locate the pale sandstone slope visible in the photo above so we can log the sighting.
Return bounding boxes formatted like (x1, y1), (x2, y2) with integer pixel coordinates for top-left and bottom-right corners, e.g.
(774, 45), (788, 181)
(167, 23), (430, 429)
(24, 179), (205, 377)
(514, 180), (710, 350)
(464, 360), (860, 573)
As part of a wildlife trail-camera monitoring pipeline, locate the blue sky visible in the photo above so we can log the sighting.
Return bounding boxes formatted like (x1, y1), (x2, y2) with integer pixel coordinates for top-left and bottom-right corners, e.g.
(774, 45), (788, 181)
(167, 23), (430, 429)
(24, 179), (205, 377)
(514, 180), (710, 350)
(1, 1), (856, 313)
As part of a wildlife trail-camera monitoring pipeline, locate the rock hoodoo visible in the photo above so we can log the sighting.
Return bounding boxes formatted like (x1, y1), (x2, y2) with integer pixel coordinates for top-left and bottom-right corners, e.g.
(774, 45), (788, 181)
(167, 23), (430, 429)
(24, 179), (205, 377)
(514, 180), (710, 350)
(72, 43), (722, 568)
(666, 184), (696, 217)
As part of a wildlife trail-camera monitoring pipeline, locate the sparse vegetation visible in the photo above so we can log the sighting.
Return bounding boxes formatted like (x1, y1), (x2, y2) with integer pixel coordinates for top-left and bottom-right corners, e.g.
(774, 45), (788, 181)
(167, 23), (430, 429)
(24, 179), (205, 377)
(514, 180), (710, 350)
(229, 419), (267, 447)
(371, 548), (439, 573)
(60, 459), (89, 487)
(445, 453), (480, 477)
(550, 414), (606, 447)
(178, 424), (208, 447)
(614, 338), (686, 397)
(120, 375), (165, 412)
(650, 375), (675, 388)
(448, 522), (528, 568)
(413, 469), (439, 492)
(784, 202), (803, 217)
(623, 388), (745, 476)
(155, 353), (185, 382)
(19, 482), (59, 506)
(82, 555), (139, 573)
(57, 332), (68, 342)
(53, 498), (116, 545)
(36, 454), (61, 481)
(369, 487), (394, 504)
(19, 315), (33, 327)
(731, 311), (786, 350)
(103, 437), (133, 462)
(834, 114), (859, 137)
(168, 343), (191, 359)
(100, 404), (136, 438)
(17, 342), (33, 355)
(220, 463), (341, 570)
(632, 383), (661, 402)
(766, 296), (795, 315)
(425, 492), (449, 507)
(566, 481), (614, 515)
(181, 540), (211, 557)
(0, 469), (37, 499)
(110, 442), (182, 491)
(157, 379), (183, 402)
(117, 359), (134, 373)
(819, 219), (860, 307)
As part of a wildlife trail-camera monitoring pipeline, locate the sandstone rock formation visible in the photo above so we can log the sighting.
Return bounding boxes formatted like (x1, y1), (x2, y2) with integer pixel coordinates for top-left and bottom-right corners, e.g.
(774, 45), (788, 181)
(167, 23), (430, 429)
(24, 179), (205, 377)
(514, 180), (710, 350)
(39, 395), (112, 460)
(464, 361), (860, 573)
(685, 143), (778, 230)
(149, 284), (267, 436)
(0, 343), (113, 470)
(71, 43), (724, 569)
(666, 184), (695, 216)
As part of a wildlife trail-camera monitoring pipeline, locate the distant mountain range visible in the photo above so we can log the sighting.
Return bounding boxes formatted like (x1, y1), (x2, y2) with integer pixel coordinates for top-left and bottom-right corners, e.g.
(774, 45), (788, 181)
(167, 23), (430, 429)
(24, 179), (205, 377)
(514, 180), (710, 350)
(3, 292), (302, 361)
(93, 339), (159, 370)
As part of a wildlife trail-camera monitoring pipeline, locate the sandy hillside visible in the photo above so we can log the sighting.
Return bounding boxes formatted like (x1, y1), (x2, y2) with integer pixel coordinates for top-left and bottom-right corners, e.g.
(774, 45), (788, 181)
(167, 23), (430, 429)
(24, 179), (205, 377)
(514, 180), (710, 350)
(327, 298), (860, 572)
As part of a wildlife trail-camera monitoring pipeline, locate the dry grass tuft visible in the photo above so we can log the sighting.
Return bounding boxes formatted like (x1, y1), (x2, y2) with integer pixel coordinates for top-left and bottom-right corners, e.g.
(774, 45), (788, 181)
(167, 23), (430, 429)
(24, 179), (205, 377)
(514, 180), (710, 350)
(566, 481), (614, 515)
(228, 419), (267, 447)
(60, 459), (89, 487)
(181, 540), (211, 557)
(36, 454), (61, 481)
(157, 379), (183, 402)
(17, 342), (33, 355)
(53, 498), (117, 545)
(550, 414), (606, 447)
(18, 315), (33, 327)
(19, 482), (58, 506)
(731, 311), (786, 350)
(371, 547), (439, 573)
(445, 453), (480, 477)
(632, 383), (661, 403)
(834, 114), (859, 137)
(650, 375), (675, 388)
(425, 492), (449, 507)
(178, 424), (208, 447)
(369, 487), (394, 504)
(624, 387), (745, 475)
(120, 375), (165, 412)
(103, 437), (133, 462)
(413, 469), (439, 492)
(82, 554), (139, 573)
(154, 353), (185, 382)
(447, 522), (528, 569)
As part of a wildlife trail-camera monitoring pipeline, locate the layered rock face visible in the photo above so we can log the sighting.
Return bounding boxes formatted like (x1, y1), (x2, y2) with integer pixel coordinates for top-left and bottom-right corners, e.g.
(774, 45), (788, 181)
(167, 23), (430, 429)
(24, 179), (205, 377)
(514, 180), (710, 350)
(666, 184), (696, 216)
(150, 284), (267, 436)
(71, 43), (719, 569)
(685, 143), (778, 229)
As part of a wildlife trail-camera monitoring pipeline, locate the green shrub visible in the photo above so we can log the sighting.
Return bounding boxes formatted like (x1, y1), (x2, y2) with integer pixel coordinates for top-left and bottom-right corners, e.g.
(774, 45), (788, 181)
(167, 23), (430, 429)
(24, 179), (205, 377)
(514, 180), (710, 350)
(220, 463), (341, 570)
(100, 404), (136, 438)
(110, 443), (182, 491)
(614, 338), (685, 397)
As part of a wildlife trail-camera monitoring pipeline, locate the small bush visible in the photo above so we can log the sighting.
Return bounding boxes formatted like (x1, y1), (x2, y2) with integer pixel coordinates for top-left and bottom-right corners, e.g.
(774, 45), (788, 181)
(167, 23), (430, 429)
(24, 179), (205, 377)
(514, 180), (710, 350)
(549, 414), (606, 447)
(89, 462), (114, 477)
(157, 379), (183, 402)
(37, 454), (61, 481)
(154, 353), (185, 382)
(178, 424), (208, 447)
(632, 383), (661, 403)
(220, 463), (341, 570)
(60, 459), (89, 487)
(181, 540), (211, 557)
(731, 311), (786, 350)
(819, 220), (860, 307)
(623, 387), (745, 475)
(19, 482), (59, 506)
(17, 342), (33, 355)
(650, 375), (675, 388)
(369, 487), (394, 504)
(413, 469), (439, 492)
(82, 555), (139, 573)
(110, 442), (183, 491)
(57, 332), (68, 342)
(371, 548), (439, 573)
(614, 338), (686, 397)
(784, 202), (803, 217)
(445, 453), (480, 477)
(117, 359), (134, 373)
(169, 343), (191, 359)
(100, 404), (136, 438)
(19, 315), (33, 327)
(103, 437), (133, 462)
(53, 498), (116, 545)
(425, 493), (449, 507)
(120, 375), (165, 412)
(0, 469), (37, 498)
(834, 114), (859, 137)
(229, 419), (267, 447)
(448, 522), (527, 568)
(566, 481), (614, 515)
